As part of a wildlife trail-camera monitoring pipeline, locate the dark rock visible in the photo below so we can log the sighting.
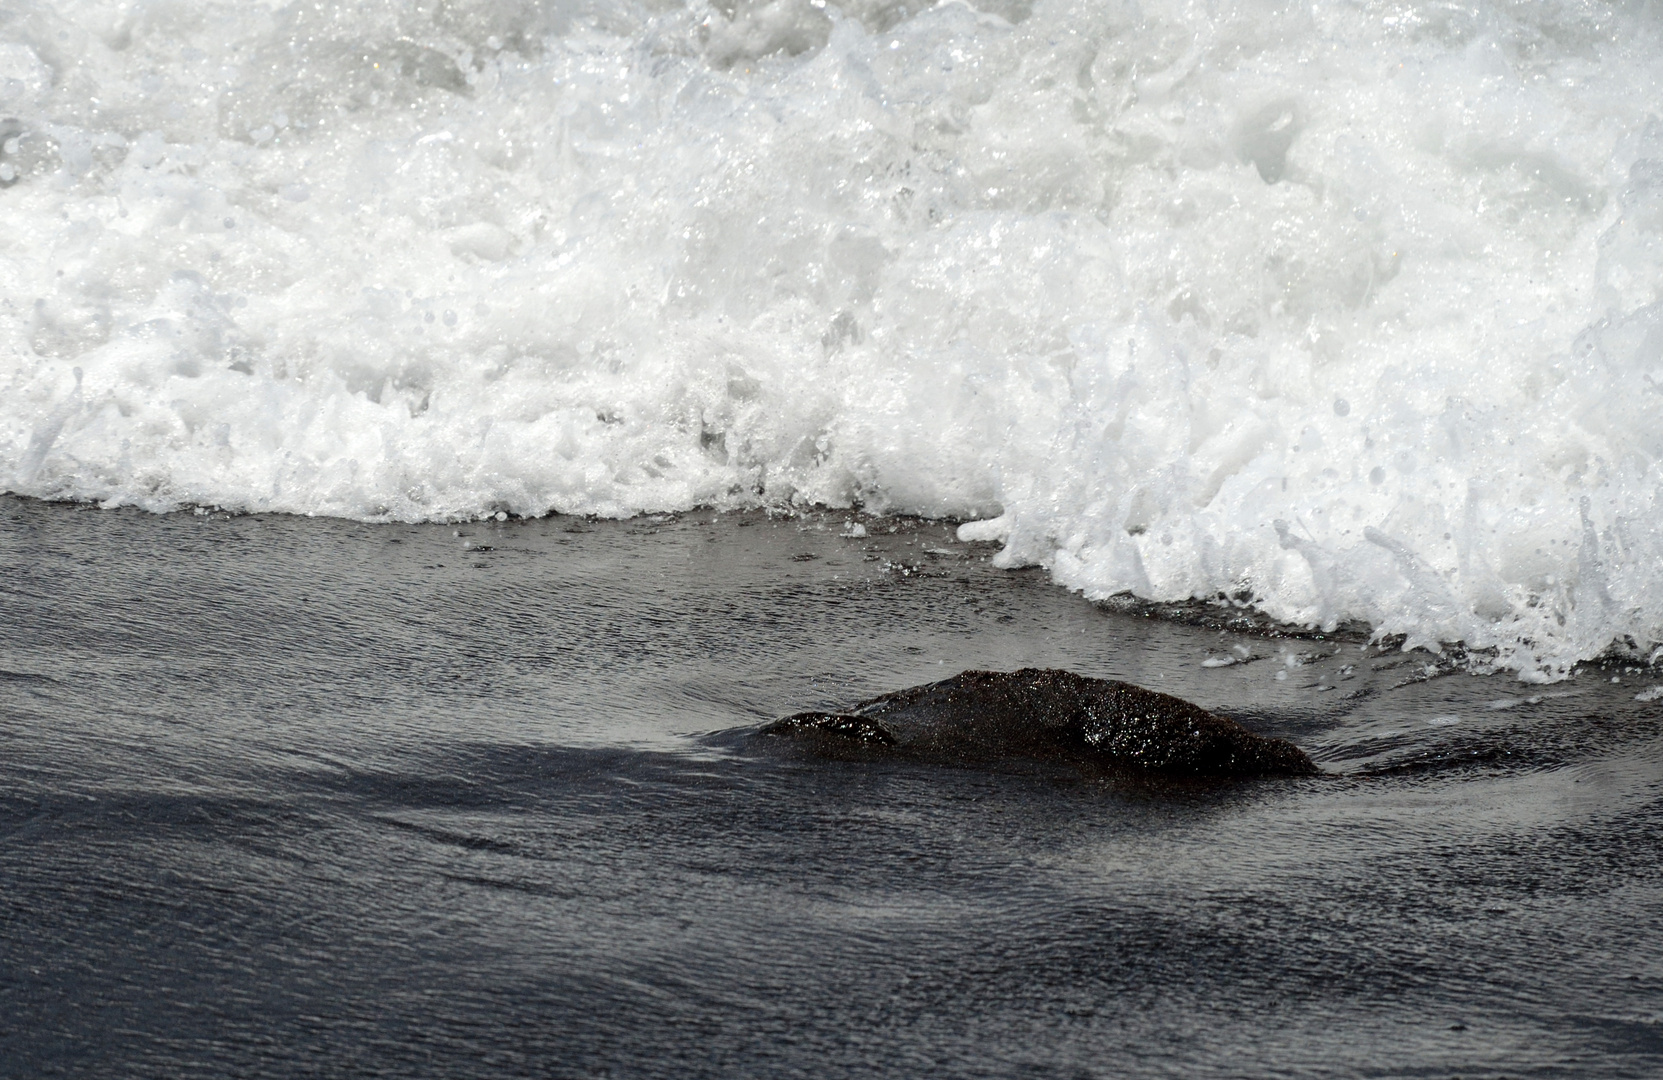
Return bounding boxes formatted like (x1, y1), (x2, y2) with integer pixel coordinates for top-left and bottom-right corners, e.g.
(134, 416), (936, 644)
(762, 668), (1318, 778)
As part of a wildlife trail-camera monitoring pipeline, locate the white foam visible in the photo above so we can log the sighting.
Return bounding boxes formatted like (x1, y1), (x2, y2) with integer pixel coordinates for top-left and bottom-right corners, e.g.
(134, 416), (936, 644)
(2, 0), (1661, 679)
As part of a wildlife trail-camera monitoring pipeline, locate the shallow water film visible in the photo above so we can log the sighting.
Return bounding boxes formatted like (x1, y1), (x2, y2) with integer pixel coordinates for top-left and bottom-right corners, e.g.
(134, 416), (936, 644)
(3, 0), (1663, 675)
(4, 498), (1663, 1078)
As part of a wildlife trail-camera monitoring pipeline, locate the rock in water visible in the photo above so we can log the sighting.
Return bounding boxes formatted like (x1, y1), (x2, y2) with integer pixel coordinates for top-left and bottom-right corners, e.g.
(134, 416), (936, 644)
(762, 668), (1317, 778)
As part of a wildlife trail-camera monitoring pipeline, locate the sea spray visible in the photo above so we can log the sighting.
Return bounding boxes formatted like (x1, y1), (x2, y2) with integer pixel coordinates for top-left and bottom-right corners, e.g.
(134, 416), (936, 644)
(2, 0), (1661, 678)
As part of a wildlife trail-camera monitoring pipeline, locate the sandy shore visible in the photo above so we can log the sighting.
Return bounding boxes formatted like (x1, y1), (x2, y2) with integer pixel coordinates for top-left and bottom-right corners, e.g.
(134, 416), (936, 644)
(3, 495), (1661, 1077)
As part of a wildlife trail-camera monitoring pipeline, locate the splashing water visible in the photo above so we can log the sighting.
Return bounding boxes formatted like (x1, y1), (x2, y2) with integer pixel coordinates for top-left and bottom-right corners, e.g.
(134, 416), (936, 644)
(2, 0), (1661, 679)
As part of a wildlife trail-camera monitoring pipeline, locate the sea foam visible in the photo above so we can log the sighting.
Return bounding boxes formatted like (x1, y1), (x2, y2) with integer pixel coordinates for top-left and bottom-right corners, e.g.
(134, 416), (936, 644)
(2, 0), (1661, 679)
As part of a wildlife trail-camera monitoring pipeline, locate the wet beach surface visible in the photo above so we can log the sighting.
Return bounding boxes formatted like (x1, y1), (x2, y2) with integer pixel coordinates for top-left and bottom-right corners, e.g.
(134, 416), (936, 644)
(2, 495), (1661, 1079)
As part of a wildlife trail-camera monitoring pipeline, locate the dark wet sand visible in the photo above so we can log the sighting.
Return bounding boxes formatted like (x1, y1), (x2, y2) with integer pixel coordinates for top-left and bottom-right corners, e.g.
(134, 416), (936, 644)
(2, 494), (1661, 1078)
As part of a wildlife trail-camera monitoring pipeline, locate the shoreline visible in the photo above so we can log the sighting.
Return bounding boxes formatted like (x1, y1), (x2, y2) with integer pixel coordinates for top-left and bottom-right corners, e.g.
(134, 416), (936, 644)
(5, 490), (1655, 689)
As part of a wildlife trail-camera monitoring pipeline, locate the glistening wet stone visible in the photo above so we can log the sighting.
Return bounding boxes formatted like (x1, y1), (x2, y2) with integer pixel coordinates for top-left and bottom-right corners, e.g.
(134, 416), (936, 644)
(763, 667), (1318, 777)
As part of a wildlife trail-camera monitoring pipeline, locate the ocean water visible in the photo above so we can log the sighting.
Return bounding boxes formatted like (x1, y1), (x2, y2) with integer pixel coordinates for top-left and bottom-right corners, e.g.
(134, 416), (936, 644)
(2, 0), (1662, 677)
